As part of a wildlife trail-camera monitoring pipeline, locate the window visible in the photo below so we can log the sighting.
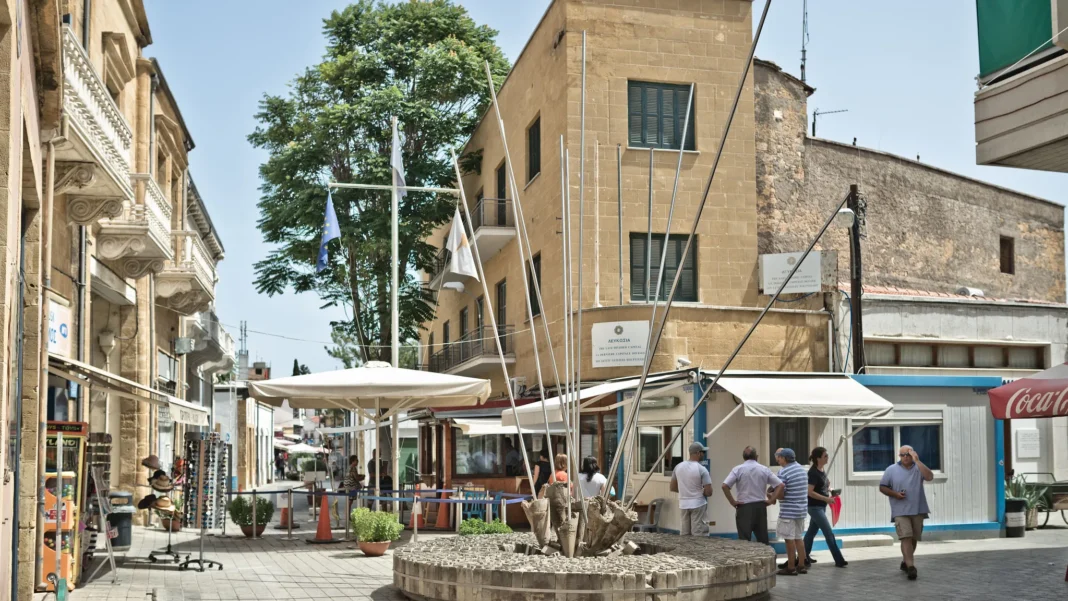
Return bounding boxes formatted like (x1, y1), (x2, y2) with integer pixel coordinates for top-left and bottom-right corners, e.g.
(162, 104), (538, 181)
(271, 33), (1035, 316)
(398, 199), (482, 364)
(1000, 236), (1015, 274)
(529, 253), (542, 317)
(630, 233), (697, 302)
(459, 307), (469, 339)
(496, 280), (507, 326)
(452, 430), (539, 477)
(495, 163), (508, 226)
(442, 321), (450, 346)
(769, 418), (810, 466)
(866, 341), (1044, 370)
(527, 117), (541, 182)
(476, 296), (485, 331)
(637, 425), (682, 475)
(852, 423), (943, 473)
(628, 81), (696, 150)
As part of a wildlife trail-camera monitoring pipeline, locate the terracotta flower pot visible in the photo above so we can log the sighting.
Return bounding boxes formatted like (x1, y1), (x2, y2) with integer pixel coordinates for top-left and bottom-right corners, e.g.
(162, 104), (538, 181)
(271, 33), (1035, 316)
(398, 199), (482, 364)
(160, 517), (182, 532)
(358, 540), (391, 557)
(241, 524), (267, 538)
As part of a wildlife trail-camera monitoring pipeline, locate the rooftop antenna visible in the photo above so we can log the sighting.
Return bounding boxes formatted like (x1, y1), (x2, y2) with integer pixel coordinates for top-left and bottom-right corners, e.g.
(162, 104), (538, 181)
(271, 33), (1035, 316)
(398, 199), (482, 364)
(811, 108), (847, 137)
(801, 0), (809, 83)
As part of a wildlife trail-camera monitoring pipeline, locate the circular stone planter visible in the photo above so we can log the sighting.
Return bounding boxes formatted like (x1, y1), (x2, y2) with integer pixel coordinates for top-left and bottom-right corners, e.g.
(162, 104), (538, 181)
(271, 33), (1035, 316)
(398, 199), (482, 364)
(393, 532), (776, 601)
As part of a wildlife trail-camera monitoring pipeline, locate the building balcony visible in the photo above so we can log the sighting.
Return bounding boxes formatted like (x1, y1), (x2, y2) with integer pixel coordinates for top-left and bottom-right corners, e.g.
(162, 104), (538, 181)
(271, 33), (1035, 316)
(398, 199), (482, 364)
(427, 325), (515, 377)
(56, 26), (135, 222)
(156, 231), (217, 315)
(96, 174), (174, 279)
(187, 311), (236, 375)
(470, 197), (515, 259)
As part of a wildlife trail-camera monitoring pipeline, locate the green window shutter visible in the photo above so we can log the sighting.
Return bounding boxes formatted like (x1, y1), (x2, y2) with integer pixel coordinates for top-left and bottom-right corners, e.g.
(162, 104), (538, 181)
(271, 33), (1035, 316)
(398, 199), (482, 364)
(630, 234), (646, 300)
(628, 83), (643, 146)
(662, 87), (676, 149)
(644, 86), (659, 147)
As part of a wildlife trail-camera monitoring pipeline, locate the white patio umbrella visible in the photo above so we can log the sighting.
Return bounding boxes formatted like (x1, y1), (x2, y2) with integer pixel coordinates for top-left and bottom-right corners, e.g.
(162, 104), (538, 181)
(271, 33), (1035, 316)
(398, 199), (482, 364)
(248, 361), (491, 511)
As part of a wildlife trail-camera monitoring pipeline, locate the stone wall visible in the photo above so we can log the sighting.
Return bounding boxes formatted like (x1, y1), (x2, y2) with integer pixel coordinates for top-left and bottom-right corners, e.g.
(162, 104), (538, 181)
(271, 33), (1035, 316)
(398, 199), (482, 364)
(755, 60), (1066, 303)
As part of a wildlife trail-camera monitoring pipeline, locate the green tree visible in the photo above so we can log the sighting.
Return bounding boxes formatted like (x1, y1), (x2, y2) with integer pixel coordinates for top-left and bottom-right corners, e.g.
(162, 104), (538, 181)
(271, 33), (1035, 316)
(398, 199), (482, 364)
(250, 0), (510, 364)
(291, 359), (311, 376)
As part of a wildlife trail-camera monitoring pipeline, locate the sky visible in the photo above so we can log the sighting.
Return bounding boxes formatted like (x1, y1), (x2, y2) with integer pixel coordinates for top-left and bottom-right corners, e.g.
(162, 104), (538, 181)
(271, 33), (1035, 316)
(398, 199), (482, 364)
(144, 0), (1065, 374)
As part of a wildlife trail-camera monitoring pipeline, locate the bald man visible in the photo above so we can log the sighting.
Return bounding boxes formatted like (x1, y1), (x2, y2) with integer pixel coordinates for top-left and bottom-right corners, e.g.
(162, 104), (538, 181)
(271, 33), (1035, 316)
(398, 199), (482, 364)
(879, 445), (934, 581)
(722, 446), (783, 545)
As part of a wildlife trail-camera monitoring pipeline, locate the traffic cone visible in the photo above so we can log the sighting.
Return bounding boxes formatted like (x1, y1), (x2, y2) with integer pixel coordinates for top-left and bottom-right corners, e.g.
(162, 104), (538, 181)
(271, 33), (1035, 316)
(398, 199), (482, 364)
(306, 494), (340, 544)
(408, 484), (424, 530)
(434, 491), (451, 529)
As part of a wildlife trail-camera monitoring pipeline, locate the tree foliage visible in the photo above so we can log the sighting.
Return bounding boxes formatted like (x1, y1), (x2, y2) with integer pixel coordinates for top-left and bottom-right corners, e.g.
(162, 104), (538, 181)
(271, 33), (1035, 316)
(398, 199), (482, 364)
(249, 0), (510, 364)
(291, 359), (311, 376)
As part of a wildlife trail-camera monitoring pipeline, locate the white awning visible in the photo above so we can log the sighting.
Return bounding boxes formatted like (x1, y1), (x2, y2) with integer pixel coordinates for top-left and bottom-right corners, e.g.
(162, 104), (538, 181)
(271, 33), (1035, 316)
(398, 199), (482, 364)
(501, 372), (691, 428)
(454, 418), (568, 437)
(717, 373), (893, 419)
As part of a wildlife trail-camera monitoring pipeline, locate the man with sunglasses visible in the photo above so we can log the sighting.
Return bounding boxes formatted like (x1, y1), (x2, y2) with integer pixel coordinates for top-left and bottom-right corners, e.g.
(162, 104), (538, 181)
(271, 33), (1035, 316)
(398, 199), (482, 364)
(879, 445), (934, 581)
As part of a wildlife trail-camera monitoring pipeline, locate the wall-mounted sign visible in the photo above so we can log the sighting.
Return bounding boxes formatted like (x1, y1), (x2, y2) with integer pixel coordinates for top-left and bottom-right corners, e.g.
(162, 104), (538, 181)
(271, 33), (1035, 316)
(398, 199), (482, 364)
(1016, 428), (1041, 459)
(758, 251), (825, 294)
(48, 300), (73, 358)
(591, 321), (649, 368)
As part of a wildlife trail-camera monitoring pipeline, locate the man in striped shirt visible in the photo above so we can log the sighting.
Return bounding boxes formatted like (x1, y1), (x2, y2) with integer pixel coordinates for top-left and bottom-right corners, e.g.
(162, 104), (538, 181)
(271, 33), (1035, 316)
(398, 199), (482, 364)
(775, 448), (808, 575)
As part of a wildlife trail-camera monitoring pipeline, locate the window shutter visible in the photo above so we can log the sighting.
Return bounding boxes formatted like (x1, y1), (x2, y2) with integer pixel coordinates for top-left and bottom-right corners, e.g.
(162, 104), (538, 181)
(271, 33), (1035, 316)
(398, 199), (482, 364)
(497, 163), (507, 199)
(628, 83), (643, 146)
(630, 235), (646, 299)
(645, 87), (659, 146)
(662, 87), (676, 148)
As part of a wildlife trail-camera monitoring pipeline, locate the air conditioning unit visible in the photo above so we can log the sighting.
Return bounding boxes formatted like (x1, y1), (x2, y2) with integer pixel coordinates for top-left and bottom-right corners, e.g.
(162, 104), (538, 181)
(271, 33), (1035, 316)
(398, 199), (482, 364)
(510, 377), (527, 398)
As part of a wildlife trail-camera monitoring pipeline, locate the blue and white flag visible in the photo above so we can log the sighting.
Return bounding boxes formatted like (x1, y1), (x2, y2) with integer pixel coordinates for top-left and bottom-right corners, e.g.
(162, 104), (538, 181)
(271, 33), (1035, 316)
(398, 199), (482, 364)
(446, 207), (479, 281)
(316, 191), (340, 273)
(392, 122), (407, 199)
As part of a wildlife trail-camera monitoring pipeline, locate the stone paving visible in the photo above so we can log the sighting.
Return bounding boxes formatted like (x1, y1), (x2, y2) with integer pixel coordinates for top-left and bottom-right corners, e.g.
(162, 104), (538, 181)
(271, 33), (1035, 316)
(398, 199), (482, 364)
(62, 501), (1068, 601)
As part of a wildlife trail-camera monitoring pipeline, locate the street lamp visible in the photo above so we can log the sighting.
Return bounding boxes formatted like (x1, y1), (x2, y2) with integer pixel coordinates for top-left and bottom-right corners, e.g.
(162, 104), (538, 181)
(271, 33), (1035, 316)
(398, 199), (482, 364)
(834, 208), (855, 229)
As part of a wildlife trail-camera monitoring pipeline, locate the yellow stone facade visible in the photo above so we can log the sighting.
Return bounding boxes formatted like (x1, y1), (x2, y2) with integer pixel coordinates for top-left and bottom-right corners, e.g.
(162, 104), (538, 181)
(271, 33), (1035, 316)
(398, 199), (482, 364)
(421, 0), (826, 396)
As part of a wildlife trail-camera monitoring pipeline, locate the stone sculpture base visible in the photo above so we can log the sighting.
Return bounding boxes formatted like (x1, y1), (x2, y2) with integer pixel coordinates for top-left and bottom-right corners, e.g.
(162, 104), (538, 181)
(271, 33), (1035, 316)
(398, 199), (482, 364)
(393, 532), (776, 601)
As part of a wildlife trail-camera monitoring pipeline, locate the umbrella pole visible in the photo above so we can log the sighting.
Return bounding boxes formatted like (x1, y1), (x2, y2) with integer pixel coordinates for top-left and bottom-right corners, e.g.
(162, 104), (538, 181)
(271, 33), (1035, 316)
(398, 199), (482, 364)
(392, 414), (399, 520)
(375, 399), (381, 513)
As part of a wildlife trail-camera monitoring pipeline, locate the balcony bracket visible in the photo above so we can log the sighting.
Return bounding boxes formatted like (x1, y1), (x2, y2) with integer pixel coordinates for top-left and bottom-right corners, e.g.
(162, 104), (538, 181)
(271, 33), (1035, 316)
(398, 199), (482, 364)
(68, 196), (124, 225)
(54, 161), (96, 194)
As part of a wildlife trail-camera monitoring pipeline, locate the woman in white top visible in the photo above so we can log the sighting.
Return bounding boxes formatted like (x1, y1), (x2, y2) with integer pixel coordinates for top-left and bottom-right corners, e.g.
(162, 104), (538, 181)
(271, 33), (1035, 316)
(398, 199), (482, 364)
(579, 456), (613, 499)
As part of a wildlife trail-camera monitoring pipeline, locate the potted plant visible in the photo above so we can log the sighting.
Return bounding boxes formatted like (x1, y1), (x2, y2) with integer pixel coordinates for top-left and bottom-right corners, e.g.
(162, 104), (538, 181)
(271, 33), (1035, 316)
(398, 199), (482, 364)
(159, 497), (183, 532)
(229, 496), (275, 537)
(351, 507), (403, 556)
(302, 458), (328, 484)
(1007, 475), (1048, 530)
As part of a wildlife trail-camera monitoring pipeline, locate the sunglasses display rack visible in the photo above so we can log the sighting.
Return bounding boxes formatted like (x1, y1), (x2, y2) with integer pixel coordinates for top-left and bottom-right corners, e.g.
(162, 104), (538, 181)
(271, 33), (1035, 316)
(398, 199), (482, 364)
(178, 432), (224, 572)
(83, 433), (112, 564)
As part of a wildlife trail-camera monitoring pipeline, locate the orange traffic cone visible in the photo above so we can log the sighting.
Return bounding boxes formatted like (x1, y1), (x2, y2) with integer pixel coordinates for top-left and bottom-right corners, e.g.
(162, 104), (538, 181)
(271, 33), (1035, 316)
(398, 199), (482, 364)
(408, 484), (424, 530)
(434, 491), (451, 529)
(306, 493), (340, 544)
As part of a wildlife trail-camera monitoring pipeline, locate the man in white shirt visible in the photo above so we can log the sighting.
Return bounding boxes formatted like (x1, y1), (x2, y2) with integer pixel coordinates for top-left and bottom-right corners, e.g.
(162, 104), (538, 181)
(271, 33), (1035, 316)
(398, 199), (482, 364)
(670, 442), (714, 536)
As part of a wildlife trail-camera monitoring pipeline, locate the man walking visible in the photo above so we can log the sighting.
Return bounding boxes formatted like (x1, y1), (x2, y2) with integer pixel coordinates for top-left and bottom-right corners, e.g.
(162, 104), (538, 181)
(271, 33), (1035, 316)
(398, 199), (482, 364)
(670, 442), (714, 536)
(722, 446), (783, 544)
(879, 445), (933, 581)
(774, 448), (808, 575)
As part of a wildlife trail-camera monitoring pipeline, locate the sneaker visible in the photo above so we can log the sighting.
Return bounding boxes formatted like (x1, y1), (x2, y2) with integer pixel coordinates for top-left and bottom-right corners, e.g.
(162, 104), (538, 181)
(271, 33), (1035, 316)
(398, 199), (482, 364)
(900, 561), (908, 572)
(907, 566), (918, 581)
(777, 568), (798, 576)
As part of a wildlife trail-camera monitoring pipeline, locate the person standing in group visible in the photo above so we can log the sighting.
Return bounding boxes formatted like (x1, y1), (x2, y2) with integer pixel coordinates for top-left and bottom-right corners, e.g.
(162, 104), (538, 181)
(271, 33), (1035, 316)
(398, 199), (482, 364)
(773, 448), (809, 575)
(551, 453), (570, 487)
(670, 443), (714, 536)
(802, 447), (847, 568)
(721, 446), (783, 544)
(880, 445), (933, 581)
(532, 448), (552, 498)
(580, 456), (613, 499)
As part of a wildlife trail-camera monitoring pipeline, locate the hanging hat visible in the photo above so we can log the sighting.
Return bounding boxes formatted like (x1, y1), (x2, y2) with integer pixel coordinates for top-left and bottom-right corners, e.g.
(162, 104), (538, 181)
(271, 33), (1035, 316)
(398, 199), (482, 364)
(149, 473), (174, 492)
(151, 469), (167, 480)
(141, 455), (161, 471)
(137, 494), (158, 510)
(153, 497), (175, 512)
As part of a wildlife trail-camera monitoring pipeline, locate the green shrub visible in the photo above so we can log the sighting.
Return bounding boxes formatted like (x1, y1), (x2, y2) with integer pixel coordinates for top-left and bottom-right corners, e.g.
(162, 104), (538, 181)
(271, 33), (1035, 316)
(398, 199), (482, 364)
(1006, 475), (1049, 510)
(301, 458), (328, 472)
(459, 518), (511, 536)
(228, 496), (274, 527)
(351, 508), (403, 543)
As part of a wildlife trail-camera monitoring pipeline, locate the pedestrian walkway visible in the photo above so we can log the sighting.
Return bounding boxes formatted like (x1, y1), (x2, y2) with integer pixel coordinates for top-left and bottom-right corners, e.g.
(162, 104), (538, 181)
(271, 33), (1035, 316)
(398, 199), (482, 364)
(63, 516), (1067, 601)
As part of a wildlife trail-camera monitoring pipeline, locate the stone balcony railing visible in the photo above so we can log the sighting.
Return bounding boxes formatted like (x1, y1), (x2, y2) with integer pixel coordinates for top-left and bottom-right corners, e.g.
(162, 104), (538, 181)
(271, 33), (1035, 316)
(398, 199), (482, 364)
(96, 174), (174, 279)
(188, 311), (235, 374)
(157, 231), (217, 316)
(58, 26), (134, 217)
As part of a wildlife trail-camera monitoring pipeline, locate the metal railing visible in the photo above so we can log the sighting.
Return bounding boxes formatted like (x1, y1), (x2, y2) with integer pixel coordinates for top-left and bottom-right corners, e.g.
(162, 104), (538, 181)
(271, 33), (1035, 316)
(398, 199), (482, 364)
(471, 198), (514, 231)
(431, 246), (451, 282)
(427, 325), (514, 373)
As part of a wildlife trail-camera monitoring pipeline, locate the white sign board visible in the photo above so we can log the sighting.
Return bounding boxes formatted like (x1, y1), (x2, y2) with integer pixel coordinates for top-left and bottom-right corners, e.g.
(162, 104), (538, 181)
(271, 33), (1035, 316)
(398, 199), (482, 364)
(47, 300), (73, 358)
(592, 321), (650, 368)
(759, 251), (823, 294)
(1016, 428), (1041, 459)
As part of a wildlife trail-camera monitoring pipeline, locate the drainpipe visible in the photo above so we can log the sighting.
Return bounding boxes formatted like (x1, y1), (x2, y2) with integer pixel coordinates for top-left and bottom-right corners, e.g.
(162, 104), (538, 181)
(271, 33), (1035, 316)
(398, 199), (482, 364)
(82, 0), (91, 51)
(35, 138), (58, 586)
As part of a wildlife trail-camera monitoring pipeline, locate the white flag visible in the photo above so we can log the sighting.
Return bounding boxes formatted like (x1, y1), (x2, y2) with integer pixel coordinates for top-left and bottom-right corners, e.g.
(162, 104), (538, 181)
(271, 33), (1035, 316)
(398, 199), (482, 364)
(446, 208), (479, 281)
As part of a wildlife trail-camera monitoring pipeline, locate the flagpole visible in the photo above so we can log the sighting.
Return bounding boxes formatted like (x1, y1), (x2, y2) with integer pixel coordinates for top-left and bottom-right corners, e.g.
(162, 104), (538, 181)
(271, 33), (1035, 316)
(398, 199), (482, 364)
(391, 117), (400, 369)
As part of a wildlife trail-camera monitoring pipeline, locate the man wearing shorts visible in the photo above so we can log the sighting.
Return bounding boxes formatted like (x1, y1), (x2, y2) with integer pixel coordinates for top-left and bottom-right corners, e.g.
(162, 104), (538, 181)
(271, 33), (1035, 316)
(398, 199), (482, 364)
(774, 448), (808, 575)
(879, 445), (933, 581)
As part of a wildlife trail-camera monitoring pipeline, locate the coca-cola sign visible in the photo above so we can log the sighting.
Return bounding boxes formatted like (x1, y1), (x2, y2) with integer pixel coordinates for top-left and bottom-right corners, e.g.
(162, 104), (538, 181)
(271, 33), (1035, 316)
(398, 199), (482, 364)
(988, 363), (1068, 420)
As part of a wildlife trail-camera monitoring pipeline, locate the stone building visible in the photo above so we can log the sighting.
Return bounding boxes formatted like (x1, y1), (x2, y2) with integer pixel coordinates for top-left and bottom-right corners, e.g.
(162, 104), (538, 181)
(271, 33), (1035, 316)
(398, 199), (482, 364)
(0, 2), (232, 598)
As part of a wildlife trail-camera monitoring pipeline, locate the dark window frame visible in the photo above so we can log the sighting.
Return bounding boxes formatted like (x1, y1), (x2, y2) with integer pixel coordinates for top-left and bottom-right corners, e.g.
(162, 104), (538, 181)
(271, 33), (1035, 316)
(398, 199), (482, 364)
(627, 80), (696, 151)
(769, 418), (810, 466)
(527, 116), (541, 183)
(442, 321), (450, 346)
(529, 253), (542, 317)
(496, 161), (508, 200)
(496, 279), (507, 326)
(629, 233), (698, 302)
(1000, 235), (1015, 275)
(459, 307), (469, 339)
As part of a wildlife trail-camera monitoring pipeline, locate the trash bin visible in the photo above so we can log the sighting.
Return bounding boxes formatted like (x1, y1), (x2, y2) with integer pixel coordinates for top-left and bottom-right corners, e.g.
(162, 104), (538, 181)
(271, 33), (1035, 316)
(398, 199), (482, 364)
(1005, 499), (1026, 538)
(108, 491), (136, 551)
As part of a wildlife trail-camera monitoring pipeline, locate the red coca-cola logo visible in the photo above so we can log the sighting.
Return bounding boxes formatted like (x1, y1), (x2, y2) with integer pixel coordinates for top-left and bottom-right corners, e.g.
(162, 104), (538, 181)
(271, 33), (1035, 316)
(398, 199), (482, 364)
(1004, 386), (1068, 418)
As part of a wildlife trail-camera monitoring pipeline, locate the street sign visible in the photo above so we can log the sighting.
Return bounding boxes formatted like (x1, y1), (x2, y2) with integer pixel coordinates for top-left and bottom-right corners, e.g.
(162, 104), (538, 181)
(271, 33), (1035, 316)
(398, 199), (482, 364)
(48, 300), (73, 358)
(591, 321), (649, 368)
(759, 251), (823, 294)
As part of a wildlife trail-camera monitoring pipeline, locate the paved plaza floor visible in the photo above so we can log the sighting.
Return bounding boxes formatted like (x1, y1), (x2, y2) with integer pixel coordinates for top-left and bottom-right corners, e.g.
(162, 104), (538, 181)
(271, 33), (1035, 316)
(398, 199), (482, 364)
(61, 494), (1068, 601)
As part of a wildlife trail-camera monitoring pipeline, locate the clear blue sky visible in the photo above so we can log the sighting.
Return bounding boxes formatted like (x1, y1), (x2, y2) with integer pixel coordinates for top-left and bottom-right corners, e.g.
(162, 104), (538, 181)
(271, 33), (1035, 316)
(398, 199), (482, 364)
(144, 0), (1065, 374)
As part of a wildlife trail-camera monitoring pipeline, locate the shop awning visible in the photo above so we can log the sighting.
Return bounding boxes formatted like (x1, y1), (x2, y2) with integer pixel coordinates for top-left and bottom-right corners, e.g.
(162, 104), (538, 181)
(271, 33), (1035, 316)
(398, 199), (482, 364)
(716, 373), (894, 419)
(988, 362), (1068, 419)
(48, 353), (209, 426)
(454, 418), (568, 437)
(501, 372), (692, 428)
